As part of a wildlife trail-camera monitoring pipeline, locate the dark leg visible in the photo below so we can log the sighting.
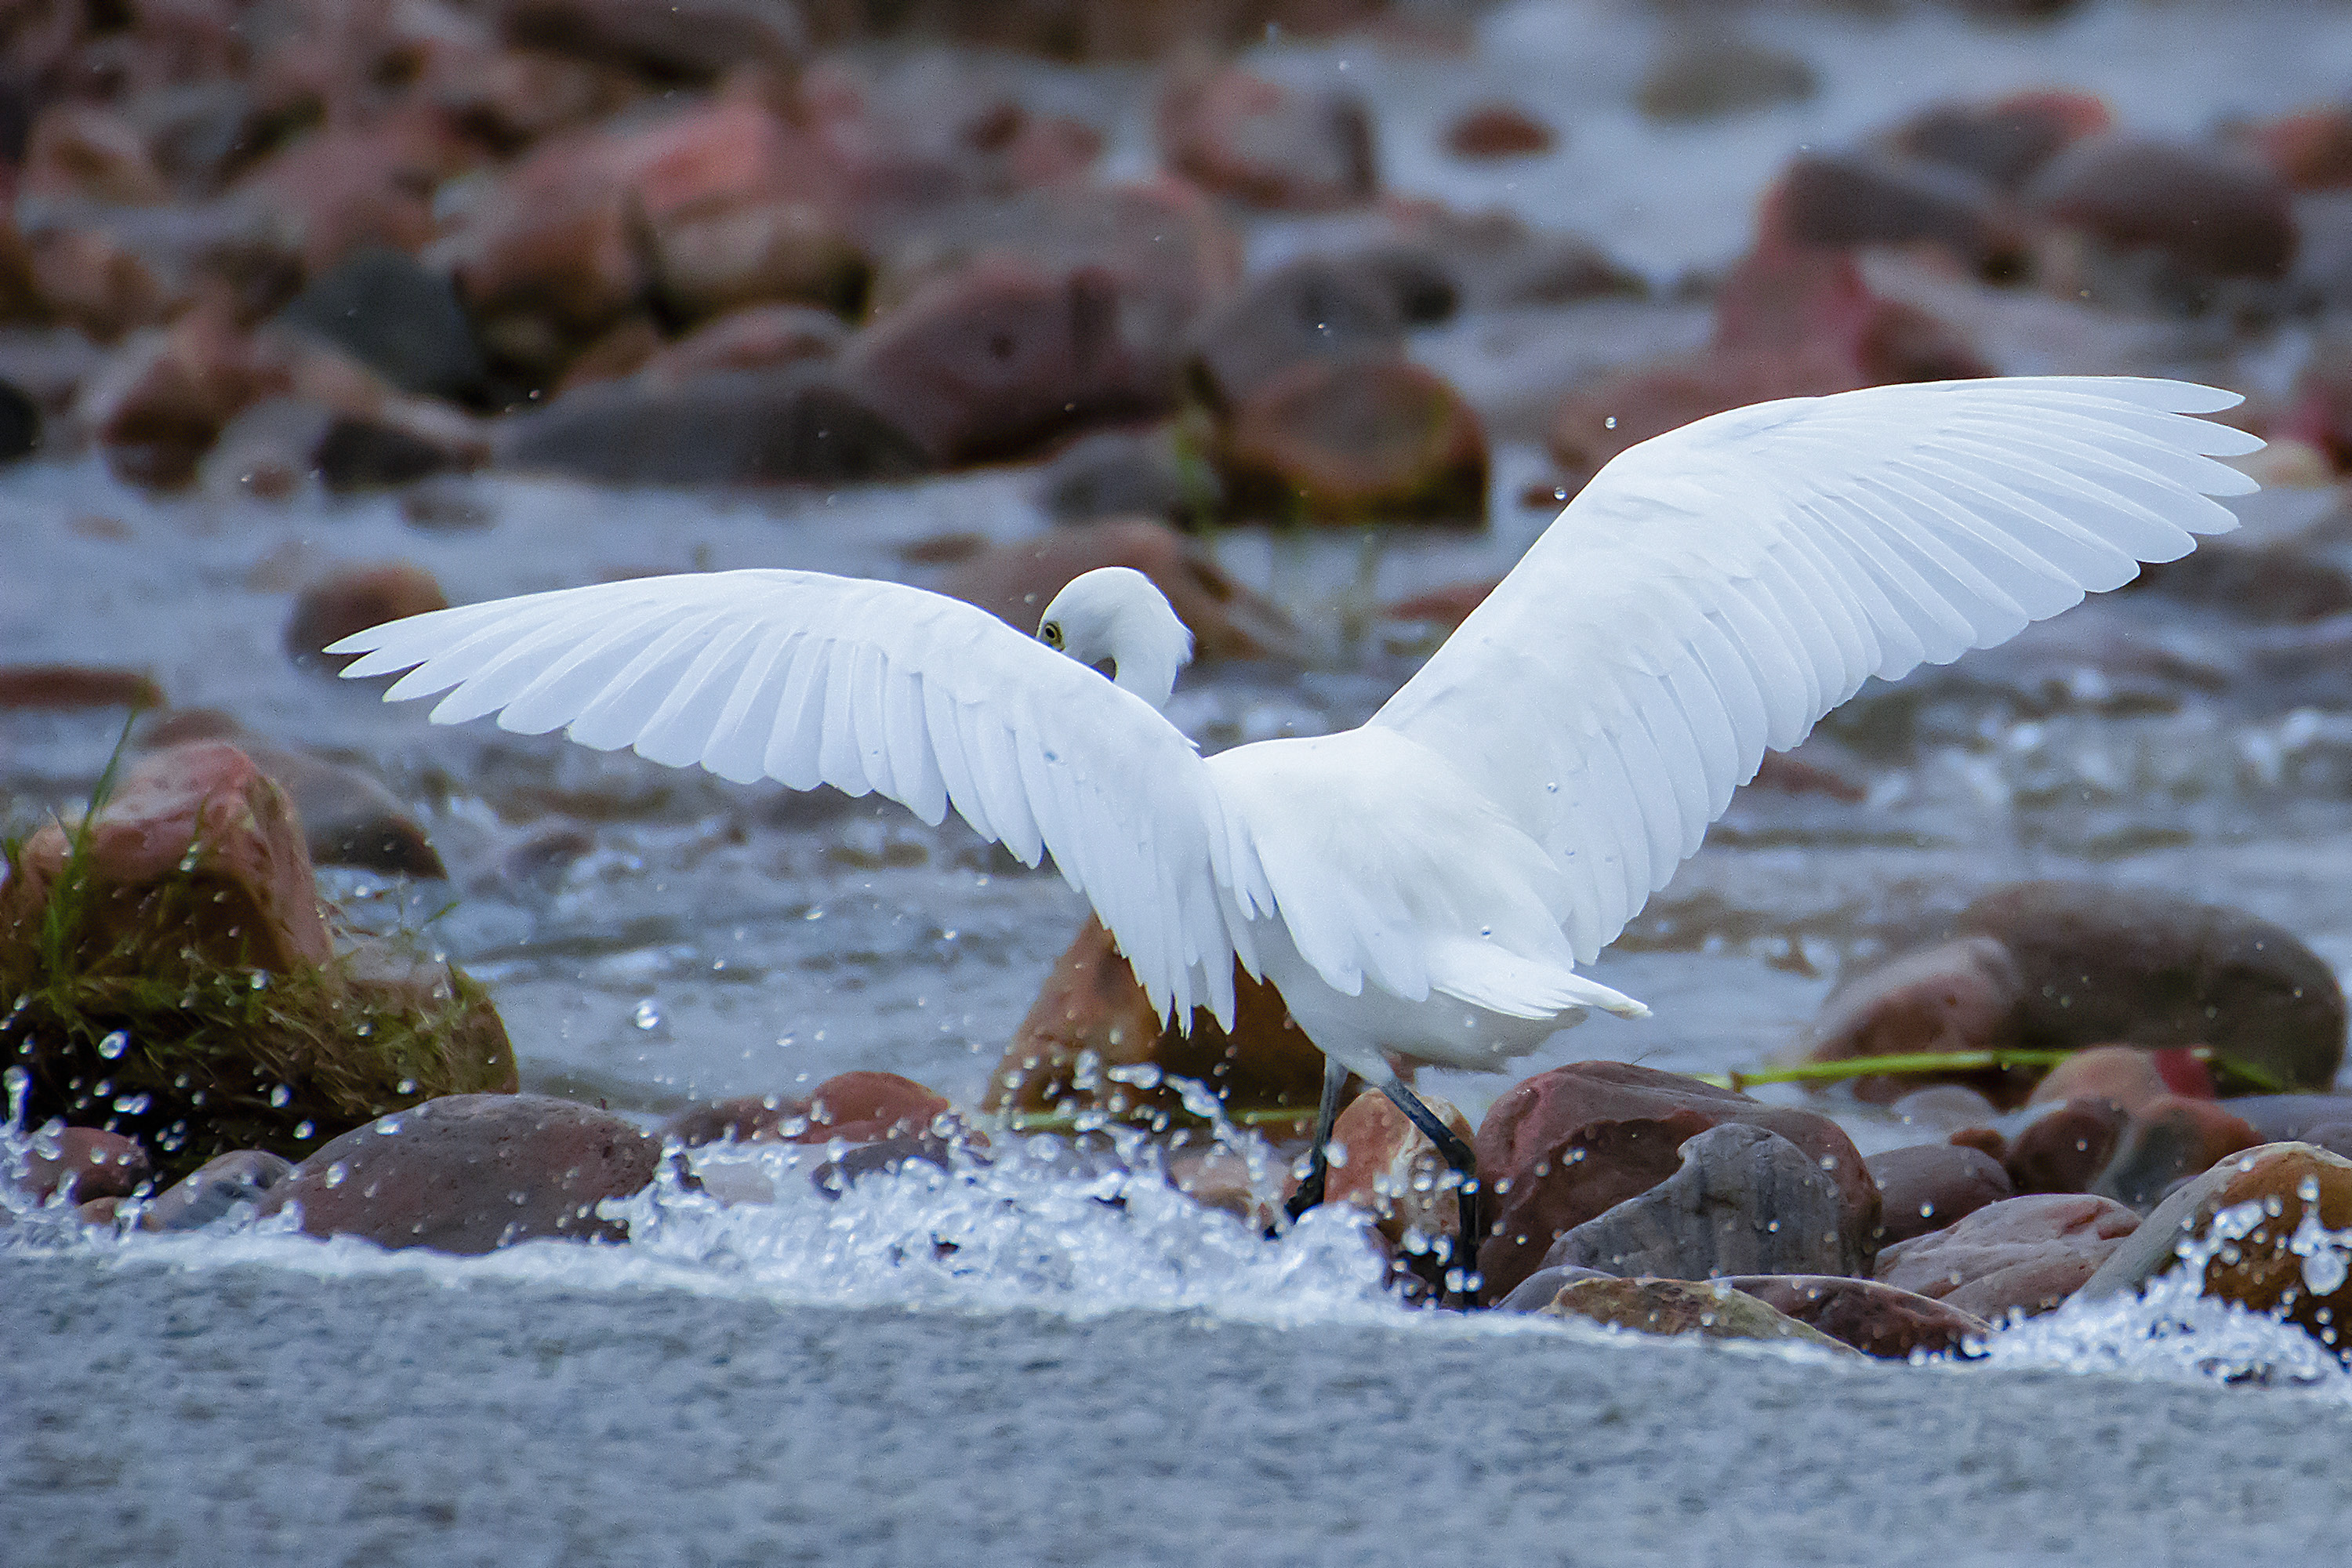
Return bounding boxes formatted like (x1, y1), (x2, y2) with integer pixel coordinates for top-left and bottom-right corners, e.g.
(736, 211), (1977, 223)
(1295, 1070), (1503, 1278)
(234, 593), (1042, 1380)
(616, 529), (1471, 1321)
(1283, 1055), (1352, 1222)
(1380, 1078), (1483, 1311)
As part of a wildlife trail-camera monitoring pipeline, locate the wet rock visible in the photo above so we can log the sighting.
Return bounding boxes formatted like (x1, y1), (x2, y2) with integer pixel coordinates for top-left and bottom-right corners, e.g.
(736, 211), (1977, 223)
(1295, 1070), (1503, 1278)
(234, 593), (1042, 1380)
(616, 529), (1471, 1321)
(1187, 256), (1406, 412)
(1803, 883), (2347, 1103)
(2005, 1098), (2131, 1195)
(1950, 1127), (2009, 1162)
(810, 1132), (961, 1197)
(138, 1147), (294, 1231)
(315, 414), (475, 492)
(1637, 32), (1816, 123)
(836, 255), (1172, 467)
(75, 302), (290, 488)
(2077, 1142), (2352, 1353)
(2026, 136), (2298, 285)
(1884, 90), (2113, 192)
(664, 1072), (956, 1149)
(1492, 1262), (1613, 1312)
(1164, 1146), (1283, 1230)
(982, 916), (1336, 1138)
(234, 109), (474, 276)
(497, 365), (924, 485)
(636, 303), (845, 386)
(0, 665), (162, 710)
(1726, 1275), (1990, 1359)
(502, 0), (805, 85)
(1867, 1141), (2013, 1246)
(2219, 1094), (2352, 1145)
(1038, 426), (1218, 527)
(1473, 1062), (1877, 1305)
(942, 517), (1305, 660)
(1875, 1192), (2140, 1322)
(2092, 1095), (2261, 1212)
(1544, 1123), (1864, 1281)
(2027, 1044), (2205, 1115)
(273, 245), (487, 402)
(24, 102), (169, 205)
(1889, 1083), (2003, 1134)
(18, 220), (180, 343)
(1444, 103), (1555, 161)
(274, 1094), (659, 1253)
(1539, 1276), (1858, 1356)
(1219, 358), (1487, 526)
(5, 1126), (152, 1204)
(1382, 205), (1643, 310)
(1773, 153), (2028, 280)
(652, 199), (866, 323)
(2249, 107), (2352, 193)
(1156, 64), (1375, 211)
(1323, 1090), (1474, 1250)
(2127, 538), (2352, 623)
(285, 562), (449, 672)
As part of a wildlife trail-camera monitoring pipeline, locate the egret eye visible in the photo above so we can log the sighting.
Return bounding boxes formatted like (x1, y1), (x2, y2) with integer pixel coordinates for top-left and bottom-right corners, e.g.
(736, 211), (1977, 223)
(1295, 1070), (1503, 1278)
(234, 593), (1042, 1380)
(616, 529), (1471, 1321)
(1040, 622), (1062, 648)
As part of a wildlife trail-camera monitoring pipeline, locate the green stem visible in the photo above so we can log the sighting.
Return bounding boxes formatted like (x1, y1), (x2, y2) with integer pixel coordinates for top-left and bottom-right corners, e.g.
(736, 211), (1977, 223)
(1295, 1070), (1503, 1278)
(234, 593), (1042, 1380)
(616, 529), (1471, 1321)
(1694, 1046), (2288, 1096)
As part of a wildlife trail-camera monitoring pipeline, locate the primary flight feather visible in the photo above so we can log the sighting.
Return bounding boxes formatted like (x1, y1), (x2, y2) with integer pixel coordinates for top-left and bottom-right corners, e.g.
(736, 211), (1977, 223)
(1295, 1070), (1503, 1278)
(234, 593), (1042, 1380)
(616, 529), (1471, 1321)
(331, 376), (2260, 1109)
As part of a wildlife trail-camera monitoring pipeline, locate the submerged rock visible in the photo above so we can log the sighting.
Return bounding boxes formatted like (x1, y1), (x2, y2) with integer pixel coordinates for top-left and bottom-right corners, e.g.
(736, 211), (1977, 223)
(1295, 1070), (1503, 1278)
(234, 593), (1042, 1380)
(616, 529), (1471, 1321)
(1875, 1192), (2140, 1322)
(662, 1071), (953, 1148)
(1544, 1123), (1863, 1281)
(138, 1148), (295, 1231)
(2092, 1096), (2260, 1212)
(272, 1094), (659, 1253)
(1539, 1276), (1858, 1356)
(1725, 1276), (1989, 1359)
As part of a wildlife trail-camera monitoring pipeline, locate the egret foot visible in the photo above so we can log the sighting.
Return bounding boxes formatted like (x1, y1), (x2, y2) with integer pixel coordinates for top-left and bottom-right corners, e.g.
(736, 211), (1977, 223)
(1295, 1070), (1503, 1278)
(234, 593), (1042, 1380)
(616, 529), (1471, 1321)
(1380, 1079), (1484, 1310)
(1282, 1056), (1352, 1225)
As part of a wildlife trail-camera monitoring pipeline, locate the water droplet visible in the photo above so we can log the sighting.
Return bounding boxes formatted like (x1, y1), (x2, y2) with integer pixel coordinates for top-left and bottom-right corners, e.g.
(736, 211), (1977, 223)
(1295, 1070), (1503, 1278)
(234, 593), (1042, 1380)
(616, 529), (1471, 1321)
(112, 1092), (150, 1115)
(325, 1161), (349, 1188)
(96, 1030), (129, 1060)
(268, 1084), (291, 1107)
(396, 1078), (417, 1095)
(249, 972), (269, 992)
(294, 1120), (314, 1139)
(633, 999), (662, 1031)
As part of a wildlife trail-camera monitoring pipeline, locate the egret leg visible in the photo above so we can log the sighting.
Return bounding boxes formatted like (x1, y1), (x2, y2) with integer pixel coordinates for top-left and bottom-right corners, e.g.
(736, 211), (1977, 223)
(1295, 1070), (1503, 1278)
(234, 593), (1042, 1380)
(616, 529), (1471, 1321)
(1380, 1079), (1483, 1311)
(1282, 1055), (1352, 1222)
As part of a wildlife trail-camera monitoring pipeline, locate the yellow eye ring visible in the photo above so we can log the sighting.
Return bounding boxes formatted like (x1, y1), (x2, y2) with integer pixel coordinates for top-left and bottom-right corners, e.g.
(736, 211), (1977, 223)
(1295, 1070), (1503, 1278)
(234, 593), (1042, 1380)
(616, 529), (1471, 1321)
(1041, 622), (1062, 648)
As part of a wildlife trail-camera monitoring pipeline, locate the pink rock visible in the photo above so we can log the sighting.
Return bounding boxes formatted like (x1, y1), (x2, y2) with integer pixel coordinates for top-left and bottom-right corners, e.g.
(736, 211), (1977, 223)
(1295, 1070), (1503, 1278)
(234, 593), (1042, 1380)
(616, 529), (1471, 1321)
(1883, 90), (2114, 191)
(1726, 1275), (1990, 1359)
(637, 303), (844, 385)
(1771, 152), (2027, 279)
(75, 301), (292, 488)
(1323, 1089), (1474, 1248)
(2025, 1045), (2174, 1116)
(1875, 1192), (2139, 1321)
(1472, 1062), (1877, 1305)
(1802, 936), (2027, 1105)
(1156, 63), (1376, 212)
(234, 107), (474, 274)
(5, 1127), (153, 1204)
(2005, 1098), (2132, 1195)
(1866, 1141), (2013, 1246)
(2247, 106), (2352, 192)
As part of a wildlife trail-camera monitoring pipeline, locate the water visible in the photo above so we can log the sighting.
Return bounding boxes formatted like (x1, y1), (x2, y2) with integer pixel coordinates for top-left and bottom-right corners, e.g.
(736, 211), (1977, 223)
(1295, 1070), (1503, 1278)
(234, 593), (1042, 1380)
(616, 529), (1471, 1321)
(13, 1), (2352, 1556)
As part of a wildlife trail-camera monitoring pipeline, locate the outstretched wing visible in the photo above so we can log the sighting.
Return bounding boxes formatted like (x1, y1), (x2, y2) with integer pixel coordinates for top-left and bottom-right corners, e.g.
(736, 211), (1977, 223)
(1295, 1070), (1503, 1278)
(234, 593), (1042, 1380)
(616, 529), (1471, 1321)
(1374, 376), (2261, 961)
(330, 571), (1261, 1025)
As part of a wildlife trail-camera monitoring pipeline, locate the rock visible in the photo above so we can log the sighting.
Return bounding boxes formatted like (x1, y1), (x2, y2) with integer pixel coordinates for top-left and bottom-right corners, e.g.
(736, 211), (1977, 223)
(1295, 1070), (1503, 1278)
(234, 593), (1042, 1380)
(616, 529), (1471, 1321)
(1218, 358), (1487, 526)
(0, 741), (516, 1178)
(273, 246), (487, 402)
(1951, 1127), (2009, 1162)
(140, 711), (445, 878)
(1726, 1276), (1991, 1359)
(0, 665), (162, 710)
(5, 1126), (152, 1204)
(810, 1132), (962, 1197)
(1156, 64), (1375, 211)
(2249, 107), (2352, 192)
(24, 102), (169, 205)
(498, 365), (924, 484)
(272, 1094), (659, 1253)
(2076, 1142), (2352, 1353)
(1381, 205), (1643, 310)
(285, 562), (449, 672)
(2218, 1094), (2352, 1145)
(636, 303), (845, 386)
(501, 0), (805, 85)
(1875, 1192), (2140, 1321)
(19, 221), (180, 343)
(1039, 426), (1218, 527)
(942, 518), (1305, 661)
(651, 199), (866, 322)
(1637, 32), (1816, 122)
(1473, 1062), (1878, 1305)
(1803, 883), (2348, 1103)
(1867, 1141), (2013, 1246)
(1884, 90), (2114, 191)
(1185, 256), (1416, 414)
(1492, 1262), (1614, 1312)
(234, 109), (474, 276)
(2092, 1095), (2260, 1212)
(0, 375), (38, 462)
(2026, 136), (2297, 284)
(1544, 1123), (1864, 1281)
(982, 916), (1336, 1138)
(2027, 1044), (2200, 1116)
(138, 1148), (295, 1231)
(1444, 103), (1555, 161)
(1772, 153), (2028, 280)
(2005, 1098), (2132, 1195)
(315, 414), (475, 492)
(2127, 539), (2352, 623)
(1164, 1146), (1284, 1230)
(1889, 1083), (2003, 1134)
(836, 255), (1172, 467)
(1539, 1276), (1859, 1356)
(1381, 578), (1497, 630)
(75, 302), (290, 488)
(1323, 1090), (1475, 1250)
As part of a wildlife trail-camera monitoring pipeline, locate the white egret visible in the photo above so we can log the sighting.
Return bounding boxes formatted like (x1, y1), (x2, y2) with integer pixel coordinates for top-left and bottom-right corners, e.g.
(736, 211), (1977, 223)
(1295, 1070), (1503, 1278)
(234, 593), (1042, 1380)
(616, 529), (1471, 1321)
(331, 376), (2260, 1301)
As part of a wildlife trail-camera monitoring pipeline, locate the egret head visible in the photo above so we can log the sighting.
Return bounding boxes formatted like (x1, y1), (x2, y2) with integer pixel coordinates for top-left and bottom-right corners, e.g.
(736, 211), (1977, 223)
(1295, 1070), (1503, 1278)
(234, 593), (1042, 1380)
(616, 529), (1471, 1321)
(1036, 567), (1193, 710)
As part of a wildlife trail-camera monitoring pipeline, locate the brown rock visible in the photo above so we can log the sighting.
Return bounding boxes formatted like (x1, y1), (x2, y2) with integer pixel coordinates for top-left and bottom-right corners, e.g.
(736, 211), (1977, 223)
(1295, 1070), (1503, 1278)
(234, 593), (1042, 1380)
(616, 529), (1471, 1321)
(1638, 32), (1816, 123)
(2005, 1098), (2132, 1195)
(2249, 107), (2352, 192)
(22, 223), (178, 343)
(1875, 1192), (2140, 1321)
(285, 563), (449, 672)
(1219, 358), (1487, 526)
(434, 45), (633, 153)
(639, 304), (845, 387)
(76, 302), (291, 488)
(1726, 1275), (1991, 1359)
(1186, 256), (1406, 412)
(2026, 136), (2297, 282)
(2076, 1142), (2352, 1352)
(273, 1094), (659, 1253)
(235, 108), (474, 275)
(140, 710), (444, 877)
(2026, 1044), (2175, 1116)
(138, 1147), (296, 1231)
(501, 0), (805, 84)
(2128, 538), (2352, 624)
(1323, 1090), (1474, 1248)
(1164, 1145), (1284, 1230)
(942, 517), (1305, 661)
(982, 916), (1335, 1137)
(1473, 1062), (1877, 1304)
(1884, 90), (2114, 191)
(1443, 103), (1555, 161)
(2092, 1094), (2260, 1212)
(24, 102), (169, 205)
(652, 199), (866, 322)
(1867, 1141), (2013, 1246)
(1802, 936), (2027, 1104)
(1771, 153), (2028, 280)
(1156, 64), (1375, 211)
(1539, 1276), (1858, 1355)
(0, 665), (162, 710)
(5, 1126), (153, 1204)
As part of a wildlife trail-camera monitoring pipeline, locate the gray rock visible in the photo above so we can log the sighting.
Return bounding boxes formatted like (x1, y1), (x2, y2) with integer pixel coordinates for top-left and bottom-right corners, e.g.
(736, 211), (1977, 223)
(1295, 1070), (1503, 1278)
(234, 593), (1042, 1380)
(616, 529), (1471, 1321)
(140, 1149), (295, 1232)
(1493, 1263), (1613, 1313)
(1544, 1123), (1864, 1282)
(274, 246), (486, 401)
(497, 367), (925, 485)
(1185, 256), (1406, 411)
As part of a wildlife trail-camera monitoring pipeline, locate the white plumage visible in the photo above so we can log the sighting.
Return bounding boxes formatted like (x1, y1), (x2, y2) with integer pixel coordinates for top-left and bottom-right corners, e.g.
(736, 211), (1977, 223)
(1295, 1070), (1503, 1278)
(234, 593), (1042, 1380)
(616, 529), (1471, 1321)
(332, 376), (2259, 1098)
